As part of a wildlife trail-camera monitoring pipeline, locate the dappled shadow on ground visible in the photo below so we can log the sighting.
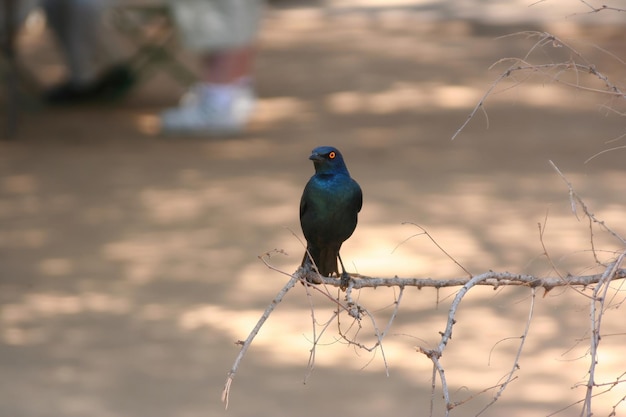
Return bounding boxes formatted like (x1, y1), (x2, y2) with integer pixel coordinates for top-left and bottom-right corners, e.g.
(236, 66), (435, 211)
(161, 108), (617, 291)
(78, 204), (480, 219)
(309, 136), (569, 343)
(1, 5), (626, 417)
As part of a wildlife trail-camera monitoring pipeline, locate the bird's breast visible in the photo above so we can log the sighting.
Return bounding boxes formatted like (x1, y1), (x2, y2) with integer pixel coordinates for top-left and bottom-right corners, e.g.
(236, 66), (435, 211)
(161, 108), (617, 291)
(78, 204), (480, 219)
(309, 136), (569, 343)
(300, 173), (361, 243)
(307, 175), (359, 206)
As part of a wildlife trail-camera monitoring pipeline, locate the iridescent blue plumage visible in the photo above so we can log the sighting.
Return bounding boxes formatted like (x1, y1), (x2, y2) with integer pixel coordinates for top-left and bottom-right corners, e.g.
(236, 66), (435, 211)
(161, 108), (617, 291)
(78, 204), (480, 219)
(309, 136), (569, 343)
(299, 146), (362, 278)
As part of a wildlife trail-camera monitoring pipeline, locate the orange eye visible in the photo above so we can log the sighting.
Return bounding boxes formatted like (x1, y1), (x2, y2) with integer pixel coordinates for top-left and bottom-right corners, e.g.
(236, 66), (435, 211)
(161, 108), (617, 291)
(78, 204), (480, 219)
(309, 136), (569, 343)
(329, 151), (336, 159)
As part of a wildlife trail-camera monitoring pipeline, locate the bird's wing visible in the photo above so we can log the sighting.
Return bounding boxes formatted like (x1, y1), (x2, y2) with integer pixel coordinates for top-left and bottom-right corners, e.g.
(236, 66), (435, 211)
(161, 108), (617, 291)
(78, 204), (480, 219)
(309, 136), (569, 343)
(299, 188), (308, 219)
(354, 180), (363, 213)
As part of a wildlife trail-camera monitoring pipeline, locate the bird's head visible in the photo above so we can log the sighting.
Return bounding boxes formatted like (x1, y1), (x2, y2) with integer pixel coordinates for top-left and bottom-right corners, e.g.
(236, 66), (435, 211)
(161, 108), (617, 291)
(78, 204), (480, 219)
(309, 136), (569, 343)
(309, 146), (350, 175)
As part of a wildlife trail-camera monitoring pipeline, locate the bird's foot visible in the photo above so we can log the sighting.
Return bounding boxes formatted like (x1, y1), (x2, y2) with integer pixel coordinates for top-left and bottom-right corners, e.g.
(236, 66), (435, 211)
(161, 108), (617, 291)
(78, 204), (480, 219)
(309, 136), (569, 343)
(340, 271), (351, 290)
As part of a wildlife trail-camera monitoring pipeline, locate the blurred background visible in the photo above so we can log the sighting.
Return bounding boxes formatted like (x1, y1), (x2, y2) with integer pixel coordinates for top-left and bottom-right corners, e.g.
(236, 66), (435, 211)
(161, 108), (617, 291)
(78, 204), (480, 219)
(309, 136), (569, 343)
(1, 0), (625, 416)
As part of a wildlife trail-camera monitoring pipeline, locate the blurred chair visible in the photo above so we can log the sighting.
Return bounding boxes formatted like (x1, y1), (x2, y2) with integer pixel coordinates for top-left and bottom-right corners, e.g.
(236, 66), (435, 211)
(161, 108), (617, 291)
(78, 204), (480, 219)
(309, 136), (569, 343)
(109, 1), (196, 87)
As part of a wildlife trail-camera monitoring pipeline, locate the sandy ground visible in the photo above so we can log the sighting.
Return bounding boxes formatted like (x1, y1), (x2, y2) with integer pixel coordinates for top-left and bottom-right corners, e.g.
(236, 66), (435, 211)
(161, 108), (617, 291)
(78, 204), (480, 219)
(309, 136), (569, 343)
(1, 2), (626, 417)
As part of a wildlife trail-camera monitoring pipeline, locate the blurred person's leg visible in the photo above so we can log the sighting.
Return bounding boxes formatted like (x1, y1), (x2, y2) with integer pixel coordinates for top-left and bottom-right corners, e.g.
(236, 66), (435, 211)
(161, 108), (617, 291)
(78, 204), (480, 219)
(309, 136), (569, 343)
(160, 0), (263, 135)
(161, 46), (257, 135)
(42, 0), (134, 104)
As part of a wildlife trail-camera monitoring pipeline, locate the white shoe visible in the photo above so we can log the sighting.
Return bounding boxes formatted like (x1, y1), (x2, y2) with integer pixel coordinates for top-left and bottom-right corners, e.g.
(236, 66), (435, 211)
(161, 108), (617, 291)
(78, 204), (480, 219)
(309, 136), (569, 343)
(160, 83), (256, 135)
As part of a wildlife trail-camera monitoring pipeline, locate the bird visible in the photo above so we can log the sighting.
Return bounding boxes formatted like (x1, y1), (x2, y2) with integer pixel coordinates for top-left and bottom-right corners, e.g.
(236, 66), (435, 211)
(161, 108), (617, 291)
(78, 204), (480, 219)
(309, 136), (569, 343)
(299, 146), (362, 283)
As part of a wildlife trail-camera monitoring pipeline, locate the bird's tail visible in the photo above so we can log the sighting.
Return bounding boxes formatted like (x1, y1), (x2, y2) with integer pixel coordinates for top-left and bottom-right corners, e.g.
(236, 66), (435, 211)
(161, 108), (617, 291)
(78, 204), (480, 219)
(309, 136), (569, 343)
(302, 245), (339, 277)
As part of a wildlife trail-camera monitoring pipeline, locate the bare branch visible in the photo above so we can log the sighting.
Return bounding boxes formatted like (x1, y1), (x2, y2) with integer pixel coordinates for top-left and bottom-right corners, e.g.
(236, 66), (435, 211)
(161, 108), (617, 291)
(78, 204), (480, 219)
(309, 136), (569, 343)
(221, 266), (626, 410)
(571, 1), (626, 16)
(453, 31), (626, 140)
(582, 252), (626, 416)
(318, 270), (626, 292)
(221, 272), (299, 408)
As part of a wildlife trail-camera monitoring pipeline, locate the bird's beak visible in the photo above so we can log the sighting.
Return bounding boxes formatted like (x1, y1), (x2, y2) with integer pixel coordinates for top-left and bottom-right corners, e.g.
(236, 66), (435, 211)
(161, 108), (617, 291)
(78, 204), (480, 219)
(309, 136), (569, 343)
(309, 152), (323, 162)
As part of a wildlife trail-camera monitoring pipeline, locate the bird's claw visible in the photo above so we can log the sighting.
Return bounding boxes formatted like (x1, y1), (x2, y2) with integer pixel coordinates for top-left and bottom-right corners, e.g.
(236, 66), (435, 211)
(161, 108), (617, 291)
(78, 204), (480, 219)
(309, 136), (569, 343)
(340, 271), (351, 290)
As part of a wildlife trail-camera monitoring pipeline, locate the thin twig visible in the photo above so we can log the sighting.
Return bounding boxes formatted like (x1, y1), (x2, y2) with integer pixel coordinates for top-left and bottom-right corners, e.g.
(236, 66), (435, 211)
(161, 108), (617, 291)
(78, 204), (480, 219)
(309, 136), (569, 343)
(537, 210), (592, 299)
(584, 145), (626, 164)
(550, 160), (626, 246)
(401, 223), (472, 277)
(538, 209), (565, 279)
(304, 308), (338, 384)
(570, 1), (626, 17)
(447, 377), (520, 411)
(478, 288), (536, 415)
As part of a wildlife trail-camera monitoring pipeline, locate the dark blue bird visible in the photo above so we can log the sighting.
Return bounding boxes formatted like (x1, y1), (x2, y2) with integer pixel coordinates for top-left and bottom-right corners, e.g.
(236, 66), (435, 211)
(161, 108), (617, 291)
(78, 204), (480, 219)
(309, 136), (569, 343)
(299, 146), (362, 280)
